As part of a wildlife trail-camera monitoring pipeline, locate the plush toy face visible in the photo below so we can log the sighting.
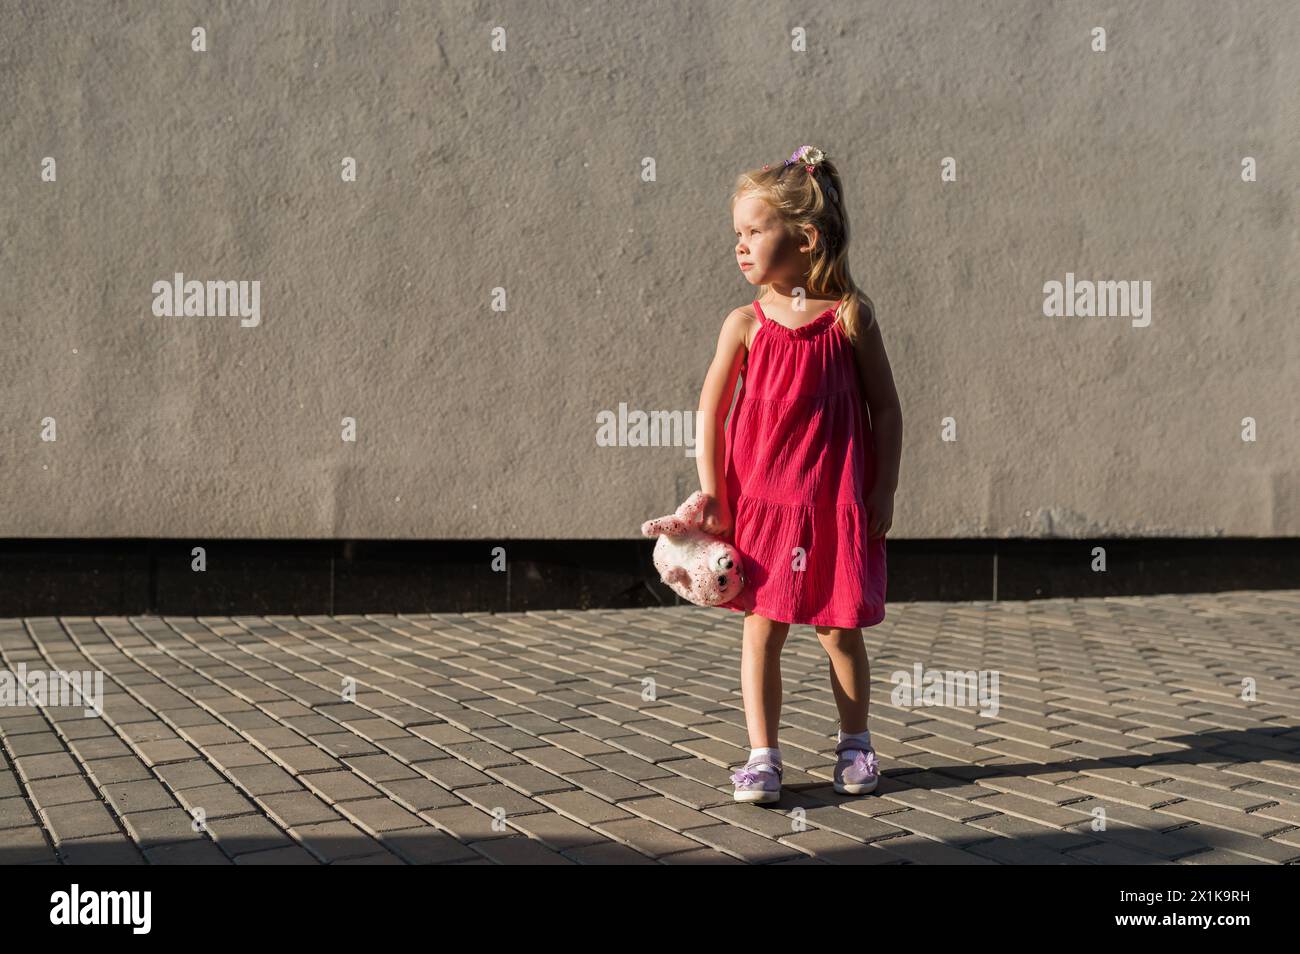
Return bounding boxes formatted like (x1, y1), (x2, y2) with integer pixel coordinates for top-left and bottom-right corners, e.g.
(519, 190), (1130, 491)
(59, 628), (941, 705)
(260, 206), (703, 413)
(704, 543), (744, 604)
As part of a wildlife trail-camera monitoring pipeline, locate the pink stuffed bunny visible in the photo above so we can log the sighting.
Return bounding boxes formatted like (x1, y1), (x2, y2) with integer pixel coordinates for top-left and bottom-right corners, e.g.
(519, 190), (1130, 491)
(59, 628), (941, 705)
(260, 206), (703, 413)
(641, 490), (746, 607)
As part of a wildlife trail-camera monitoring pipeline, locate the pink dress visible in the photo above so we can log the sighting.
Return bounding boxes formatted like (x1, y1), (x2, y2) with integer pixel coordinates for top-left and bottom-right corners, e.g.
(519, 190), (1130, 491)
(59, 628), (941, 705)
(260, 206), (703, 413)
(718, 299), (887, 628)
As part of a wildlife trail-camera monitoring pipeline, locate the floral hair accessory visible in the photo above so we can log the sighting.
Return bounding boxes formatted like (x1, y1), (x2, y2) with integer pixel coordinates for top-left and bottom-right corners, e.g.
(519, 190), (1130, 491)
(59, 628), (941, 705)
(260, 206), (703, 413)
(781, 145), (838, 203)
(784, 144), (826, 168)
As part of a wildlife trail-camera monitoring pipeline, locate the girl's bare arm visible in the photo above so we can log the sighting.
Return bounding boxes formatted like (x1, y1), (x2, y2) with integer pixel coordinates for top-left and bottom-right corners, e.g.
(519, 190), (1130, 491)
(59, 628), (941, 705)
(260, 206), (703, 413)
(852, 300), (902, 494)
(696, 308), (750, 498)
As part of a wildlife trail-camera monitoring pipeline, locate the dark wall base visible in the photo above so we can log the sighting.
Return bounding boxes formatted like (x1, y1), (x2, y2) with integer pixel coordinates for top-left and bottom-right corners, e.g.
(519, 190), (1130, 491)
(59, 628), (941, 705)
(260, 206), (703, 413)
(0, 538), (1296, 617)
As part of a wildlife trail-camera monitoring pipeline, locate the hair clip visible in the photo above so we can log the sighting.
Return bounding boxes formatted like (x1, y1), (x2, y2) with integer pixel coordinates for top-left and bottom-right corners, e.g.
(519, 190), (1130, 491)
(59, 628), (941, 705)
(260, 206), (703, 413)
(784, 145), (813, 166)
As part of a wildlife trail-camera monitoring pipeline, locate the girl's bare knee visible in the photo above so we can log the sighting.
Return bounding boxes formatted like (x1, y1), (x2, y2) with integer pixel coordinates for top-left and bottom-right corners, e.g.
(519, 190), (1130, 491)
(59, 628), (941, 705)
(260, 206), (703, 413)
(816, 626), (863, 653)
(745, 614), (789, 653)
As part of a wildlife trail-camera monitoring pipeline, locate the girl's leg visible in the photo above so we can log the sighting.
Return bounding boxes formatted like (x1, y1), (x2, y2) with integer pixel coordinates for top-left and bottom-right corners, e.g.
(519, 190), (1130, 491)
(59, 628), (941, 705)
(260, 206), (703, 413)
(816, 626), (869, 732)
(741, 612), (790, 747)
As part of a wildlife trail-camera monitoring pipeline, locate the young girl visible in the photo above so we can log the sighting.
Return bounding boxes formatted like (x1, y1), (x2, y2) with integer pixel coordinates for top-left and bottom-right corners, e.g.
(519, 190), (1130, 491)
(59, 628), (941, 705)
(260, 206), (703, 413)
(695, 145), (902, 804)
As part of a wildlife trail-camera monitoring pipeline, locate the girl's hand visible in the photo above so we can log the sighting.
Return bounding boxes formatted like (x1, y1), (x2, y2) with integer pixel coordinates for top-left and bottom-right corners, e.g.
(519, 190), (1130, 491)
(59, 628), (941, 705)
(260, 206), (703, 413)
(699, 493), (733, 537)
(864, 486), (894, 538)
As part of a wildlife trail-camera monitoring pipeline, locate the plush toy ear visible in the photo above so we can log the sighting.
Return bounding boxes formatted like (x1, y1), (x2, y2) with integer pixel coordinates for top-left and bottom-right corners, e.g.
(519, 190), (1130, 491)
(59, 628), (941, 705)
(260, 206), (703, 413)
(676, 490), (709, 524)
(664, 566), (689, 588)
(643, 513), (690, 537)
(642, 513), (692, 537)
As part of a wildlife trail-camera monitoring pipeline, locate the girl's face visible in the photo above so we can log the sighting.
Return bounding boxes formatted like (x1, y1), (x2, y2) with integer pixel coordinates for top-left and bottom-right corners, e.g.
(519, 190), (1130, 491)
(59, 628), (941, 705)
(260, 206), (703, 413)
(733, 193), (811, 287)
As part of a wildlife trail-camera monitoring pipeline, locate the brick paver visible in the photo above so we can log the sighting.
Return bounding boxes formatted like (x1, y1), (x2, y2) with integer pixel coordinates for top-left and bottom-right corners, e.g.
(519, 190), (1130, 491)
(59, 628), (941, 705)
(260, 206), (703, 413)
(1, 590), (1298, 864)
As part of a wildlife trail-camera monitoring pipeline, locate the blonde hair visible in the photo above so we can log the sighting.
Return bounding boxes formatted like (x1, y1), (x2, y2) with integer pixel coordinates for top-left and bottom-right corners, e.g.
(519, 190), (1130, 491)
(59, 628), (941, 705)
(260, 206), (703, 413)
(731, 145), (875, 343)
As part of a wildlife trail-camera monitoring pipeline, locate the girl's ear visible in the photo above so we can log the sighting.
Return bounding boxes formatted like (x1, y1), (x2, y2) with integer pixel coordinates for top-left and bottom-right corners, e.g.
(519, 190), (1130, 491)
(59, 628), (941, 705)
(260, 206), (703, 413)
(798, 223), (820, 254)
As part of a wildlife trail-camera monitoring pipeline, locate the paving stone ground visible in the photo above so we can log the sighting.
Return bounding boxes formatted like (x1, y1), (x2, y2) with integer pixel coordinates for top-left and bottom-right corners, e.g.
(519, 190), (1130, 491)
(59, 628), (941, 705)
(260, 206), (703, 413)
(1, 591), (1298, 865)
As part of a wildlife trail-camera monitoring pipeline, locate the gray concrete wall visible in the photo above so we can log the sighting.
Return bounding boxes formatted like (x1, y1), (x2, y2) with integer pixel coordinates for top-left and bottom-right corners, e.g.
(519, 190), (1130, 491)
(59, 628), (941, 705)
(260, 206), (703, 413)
(2, 0), (1296, 540)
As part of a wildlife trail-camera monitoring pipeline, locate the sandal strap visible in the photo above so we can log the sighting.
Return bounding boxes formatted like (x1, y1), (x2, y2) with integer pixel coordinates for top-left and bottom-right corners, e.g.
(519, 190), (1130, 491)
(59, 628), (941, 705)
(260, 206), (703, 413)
(835, 740), (874, 756)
